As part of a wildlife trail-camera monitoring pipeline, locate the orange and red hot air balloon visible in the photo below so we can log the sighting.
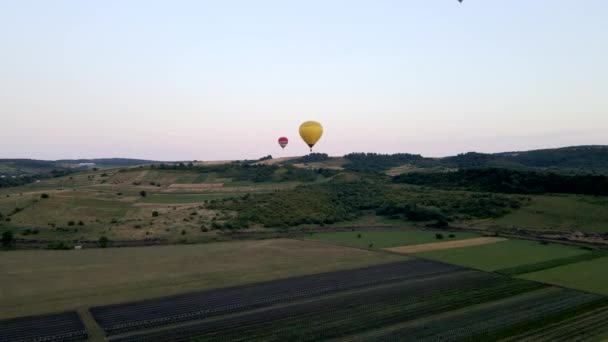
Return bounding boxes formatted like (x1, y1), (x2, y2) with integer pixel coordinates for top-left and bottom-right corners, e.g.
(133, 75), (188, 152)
(278, 137), (288, 149)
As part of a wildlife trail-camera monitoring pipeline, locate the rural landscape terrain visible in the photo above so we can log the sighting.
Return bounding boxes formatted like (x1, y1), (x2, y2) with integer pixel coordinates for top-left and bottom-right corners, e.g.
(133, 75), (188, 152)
(2, 145), (608, 341)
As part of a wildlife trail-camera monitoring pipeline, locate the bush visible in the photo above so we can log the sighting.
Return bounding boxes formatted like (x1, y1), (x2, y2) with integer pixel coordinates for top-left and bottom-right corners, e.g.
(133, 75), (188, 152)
(67, 221), (75, 226)
(1, 231), (14, 247)
(139, 190), (147, 197)
(357, 233), (362, 239)
(40, 193), (50, 199)
(47, 241), (71, 250)
(152, 211), (159, 217)
(181, 229), (186, 235)
(78, 220), (84, 226)
(435, 233), (444, 240)
(98, 236), (109, 248)
(449, 234), (455, 238)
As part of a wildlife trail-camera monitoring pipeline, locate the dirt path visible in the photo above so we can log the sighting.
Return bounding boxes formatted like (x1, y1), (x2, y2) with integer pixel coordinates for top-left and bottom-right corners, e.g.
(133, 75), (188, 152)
(385, 237), (507, 254)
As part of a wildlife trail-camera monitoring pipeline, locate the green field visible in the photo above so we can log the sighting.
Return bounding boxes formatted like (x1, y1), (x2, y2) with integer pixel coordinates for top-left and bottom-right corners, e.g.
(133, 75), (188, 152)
(0, 239), (405, 319)
(520, 256), (608, 295)
(479, 195), (608, 233)
(309, 229), (479, 249)
(416, 239), (588, 271)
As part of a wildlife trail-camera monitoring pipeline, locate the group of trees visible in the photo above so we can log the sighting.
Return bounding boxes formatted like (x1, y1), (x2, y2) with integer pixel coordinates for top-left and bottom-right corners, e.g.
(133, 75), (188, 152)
(159, 163), (337, 184)
(209, 177), (526, 229)
(0, 169), (75, 188)
(343, 153), (425, 172)
(394, 168), (608, 196)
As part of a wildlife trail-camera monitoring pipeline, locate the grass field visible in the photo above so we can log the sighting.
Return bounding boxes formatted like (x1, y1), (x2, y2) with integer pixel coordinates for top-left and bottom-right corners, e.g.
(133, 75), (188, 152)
(474, 195), (608, 233)
(308, 229), (480, 249)
(416, 239), (588, 271)
(0, 239), (406, 319)
(520, 256), (608, 295)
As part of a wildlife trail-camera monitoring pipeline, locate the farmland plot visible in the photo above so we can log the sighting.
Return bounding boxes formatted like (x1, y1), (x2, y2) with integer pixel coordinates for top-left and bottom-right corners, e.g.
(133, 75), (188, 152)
(0, 311), (87, 342)
(92, 259), (459, 335)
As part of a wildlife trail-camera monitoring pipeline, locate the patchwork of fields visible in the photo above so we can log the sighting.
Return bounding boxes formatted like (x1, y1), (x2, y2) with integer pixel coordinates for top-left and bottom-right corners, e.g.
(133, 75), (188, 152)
(2, 235), (608, 341)
(6, 258), (607, 341)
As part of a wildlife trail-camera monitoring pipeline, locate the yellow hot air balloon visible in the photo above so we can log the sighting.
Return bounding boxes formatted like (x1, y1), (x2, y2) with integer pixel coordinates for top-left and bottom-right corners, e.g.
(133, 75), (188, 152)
(299, 121), (323, 152)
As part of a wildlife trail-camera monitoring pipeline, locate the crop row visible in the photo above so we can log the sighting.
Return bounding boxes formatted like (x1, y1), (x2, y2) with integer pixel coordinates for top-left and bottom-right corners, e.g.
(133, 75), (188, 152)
(0, 311), (87, 342)
(92, 259), (461, 335)
(111, 272), (543, 341)
(372, 287), (600, 341)
(496, 249), (608, 275)
(498, 298), (608, 341)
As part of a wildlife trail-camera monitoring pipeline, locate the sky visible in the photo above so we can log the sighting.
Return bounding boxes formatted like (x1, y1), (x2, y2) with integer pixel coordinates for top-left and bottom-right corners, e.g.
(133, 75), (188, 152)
(1, 0), (607, 161)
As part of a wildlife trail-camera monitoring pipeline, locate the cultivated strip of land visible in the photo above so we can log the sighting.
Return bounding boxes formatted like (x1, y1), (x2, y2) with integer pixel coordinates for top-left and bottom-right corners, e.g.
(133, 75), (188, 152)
(385, 237), (507, 253)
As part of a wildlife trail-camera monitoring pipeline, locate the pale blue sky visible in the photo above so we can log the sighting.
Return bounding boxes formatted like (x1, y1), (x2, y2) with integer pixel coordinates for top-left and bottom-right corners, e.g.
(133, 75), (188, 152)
(1, 0), (607, 160)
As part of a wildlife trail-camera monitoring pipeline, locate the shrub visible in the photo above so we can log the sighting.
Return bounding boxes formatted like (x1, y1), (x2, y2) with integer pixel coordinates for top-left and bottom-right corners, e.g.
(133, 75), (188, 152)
(449, 234), (455, 238)
(40, 193), (50, 199)
(357, 233), (362, 239)
(78, 220), (84, 226)
(67, 221), (75, 226)
(1, 231), (14, 247)
(152, 211), (159, 217)
(139, 190), (147, 197)
(435, 233), (444, 240)
(98, 236), (109, 248)
(47, 241), (71, 250)
(181, 229), (186, 235)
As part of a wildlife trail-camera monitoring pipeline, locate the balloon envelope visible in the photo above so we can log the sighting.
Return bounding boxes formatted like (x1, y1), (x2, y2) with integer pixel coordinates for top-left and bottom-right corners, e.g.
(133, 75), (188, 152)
(278, 137), (288, 149)
(299, 121), (323, 150)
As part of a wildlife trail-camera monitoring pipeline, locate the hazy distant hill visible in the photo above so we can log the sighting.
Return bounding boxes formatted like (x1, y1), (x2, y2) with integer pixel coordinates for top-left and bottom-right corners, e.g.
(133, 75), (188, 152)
(0, 158), (162, 176)
(56, 158), (161, 167)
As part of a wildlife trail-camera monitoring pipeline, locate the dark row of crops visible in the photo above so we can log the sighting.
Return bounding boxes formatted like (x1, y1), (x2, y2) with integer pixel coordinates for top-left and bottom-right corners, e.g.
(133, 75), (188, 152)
(110, 271), (546, 341)
(92, 259), (461, 335)
(0, 311), (87, 342)
(372, 288), (600, 341)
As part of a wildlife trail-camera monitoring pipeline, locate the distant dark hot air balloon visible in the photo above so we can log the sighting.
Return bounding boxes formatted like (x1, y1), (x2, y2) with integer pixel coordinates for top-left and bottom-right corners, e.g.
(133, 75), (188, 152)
(278, 137), (288, 149)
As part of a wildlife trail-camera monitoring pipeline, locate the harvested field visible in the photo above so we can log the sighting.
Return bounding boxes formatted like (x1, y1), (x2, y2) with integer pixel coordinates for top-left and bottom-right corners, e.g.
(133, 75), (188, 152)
(385, 237), (507, 253)
(0, 239), (404, 320)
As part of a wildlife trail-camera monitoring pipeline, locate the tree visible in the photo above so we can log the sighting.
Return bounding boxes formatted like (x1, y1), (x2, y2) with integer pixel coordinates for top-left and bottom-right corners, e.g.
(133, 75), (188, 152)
(98, 236), (109, 248)
(152, 211), (159, 217)
(2, 231), (14, 247)
(435, 233), (444, 240)
(140, 190), (147, 197)
(40, 193), (49, 199)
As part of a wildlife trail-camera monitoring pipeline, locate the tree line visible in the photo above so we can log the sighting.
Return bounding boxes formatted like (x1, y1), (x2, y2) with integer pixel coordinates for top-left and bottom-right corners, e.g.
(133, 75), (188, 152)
(393, 168), (608, 195)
